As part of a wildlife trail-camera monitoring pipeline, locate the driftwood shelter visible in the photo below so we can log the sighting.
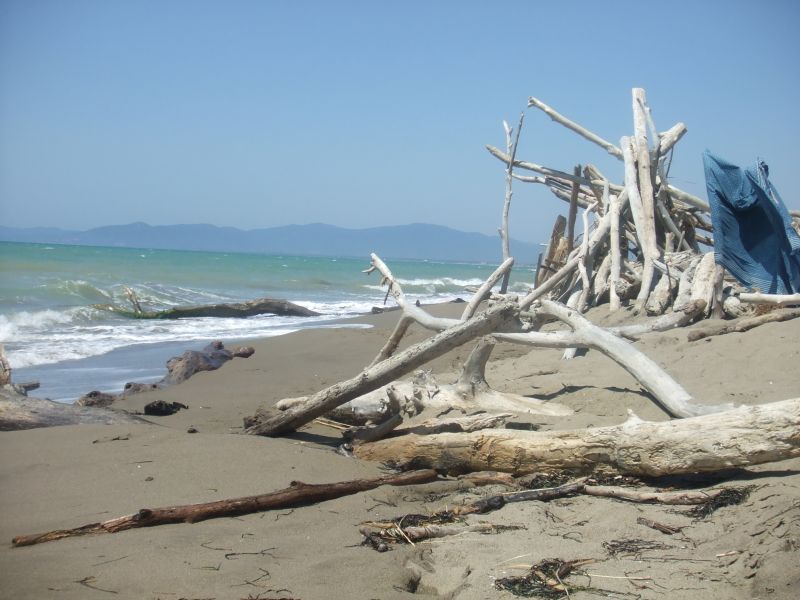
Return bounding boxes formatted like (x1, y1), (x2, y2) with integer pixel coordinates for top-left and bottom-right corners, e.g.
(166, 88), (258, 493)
(245, 89), (800, 475)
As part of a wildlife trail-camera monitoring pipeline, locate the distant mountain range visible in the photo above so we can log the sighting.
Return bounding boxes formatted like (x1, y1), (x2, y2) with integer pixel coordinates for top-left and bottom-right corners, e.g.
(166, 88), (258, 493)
(0, 222), (543, 264)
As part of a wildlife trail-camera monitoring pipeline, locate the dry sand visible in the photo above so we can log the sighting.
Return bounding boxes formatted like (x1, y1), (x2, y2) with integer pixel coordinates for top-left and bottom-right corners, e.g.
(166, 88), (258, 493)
(1, 304), (798, 599)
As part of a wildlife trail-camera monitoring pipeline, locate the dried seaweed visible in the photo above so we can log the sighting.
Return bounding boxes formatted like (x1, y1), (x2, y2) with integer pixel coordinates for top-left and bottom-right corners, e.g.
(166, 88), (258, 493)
(394, 512), (457, 527)
(495, 558), (593, 598)
(603, 538), (672, 557)
(523, 472), (571, 489)
(586, 474), (642, 487)
(686, 486), (754, 519)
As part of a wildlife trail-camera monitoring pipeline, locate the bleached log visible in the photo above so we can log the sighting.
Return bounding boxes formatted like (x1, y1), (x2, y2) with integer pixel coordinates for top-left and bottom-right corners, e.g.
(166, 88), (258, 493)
(354, 398), (800, 477)
(687, 307), (800, 342)
(486, 145), (611, 190)
(527, 96), (623, 159)
(690, 252), (717, 315)
(366, 255), (459, 332)
(738, 292), (800, 306)
(461, 257), (514, 320)
(511, 173), (546, 185)
(644, 272), (672, 315)
(632, 89), (658, 258)
(566, 165), (581, 253)
(493, 299), (719, 418)
(620, 137), (645, 244)
(711, 264), (726, 319)
(575, 203), (595, 312)
(592, 253), (612, 306)
(673, 254), (702, 311)
(609, 191), (622, 311)
(656, 122), (687, 156)
(539, 300), (722, 417)
(0, 344), (10, 386)
(397, 412), (513, 436)
(613, 300), (706, 340)
(499, 115), (524, 294)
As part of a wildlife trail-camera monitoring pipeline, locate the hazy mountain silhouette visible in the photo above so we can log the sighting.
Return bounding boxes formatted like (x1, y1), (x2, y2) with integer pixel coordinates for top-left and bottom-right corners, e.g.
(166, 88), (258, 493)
(0, 222), (542, 263)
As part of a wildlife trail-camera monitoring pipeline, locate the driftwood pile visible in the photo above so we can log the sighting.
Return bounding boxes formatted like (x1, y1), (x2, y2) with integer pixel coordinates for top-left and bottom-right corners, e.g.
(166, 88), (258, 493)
(245, 88), (800, 478)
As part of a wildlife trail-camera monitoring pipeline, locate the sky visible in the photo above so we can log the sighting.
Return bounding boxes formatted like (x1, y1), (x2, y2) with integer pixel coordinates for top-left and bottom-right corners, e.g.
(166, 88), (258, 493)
(1, 0), (798, 244)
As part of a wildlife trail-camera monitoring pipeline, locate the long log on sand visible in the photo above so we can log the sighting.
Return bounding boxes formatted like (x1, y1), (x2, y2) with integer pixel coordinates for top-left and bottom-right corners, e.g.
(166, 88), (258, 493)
(12, 469), (438, 547)
(687, 307), (800, 341)
(353, 398), (800, 477)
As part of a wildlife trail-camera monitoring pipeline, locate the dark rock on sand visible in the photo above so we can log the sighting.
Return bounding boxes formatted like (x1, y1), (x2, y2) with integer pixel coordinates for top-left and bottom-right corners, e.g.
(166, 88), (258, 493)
(144, 400), (188, 416)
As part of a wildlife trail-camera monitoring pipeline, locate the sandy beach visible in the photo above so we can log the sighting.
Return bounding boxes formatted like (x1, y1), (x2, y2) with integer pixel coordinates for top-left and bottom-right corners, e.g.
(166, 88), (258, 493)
(1, 303), (798, 600)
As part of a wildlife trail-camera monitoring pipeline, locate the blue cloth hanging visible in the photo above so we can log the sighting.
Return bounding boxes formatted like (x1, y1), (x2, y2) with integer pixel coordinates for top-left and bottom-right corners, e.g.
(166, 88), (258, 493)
(702, 150), (800, 294)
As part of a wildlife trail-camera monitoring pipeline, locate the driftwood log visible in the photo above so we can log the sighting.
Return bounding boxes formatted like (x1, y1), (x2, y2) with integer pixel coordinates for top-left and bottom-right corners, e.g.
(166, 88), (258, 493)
(353, 398), (800, 476)
(76, 341), (255, 408)
(0, 385), (148, 431)
(161, 341), (255, 385)
(12, 469), (439, 547)
(95, 296), (320, 319)
(687, 307), (800, 341)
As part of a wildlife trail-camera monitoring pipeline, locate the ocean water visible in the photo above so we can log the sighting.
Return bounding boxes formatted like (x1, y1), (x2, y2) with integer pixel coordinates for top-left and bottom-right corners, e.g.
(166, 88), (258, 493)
(0, 241), (535, 401)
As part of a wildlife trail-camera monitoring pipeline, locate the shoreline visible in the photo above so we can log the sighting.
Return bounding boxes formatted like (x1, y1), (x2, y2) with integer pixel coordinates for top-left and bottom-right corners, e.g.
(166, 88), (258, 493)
(11, 305), (415, 403)
(1, 304), (798, 599)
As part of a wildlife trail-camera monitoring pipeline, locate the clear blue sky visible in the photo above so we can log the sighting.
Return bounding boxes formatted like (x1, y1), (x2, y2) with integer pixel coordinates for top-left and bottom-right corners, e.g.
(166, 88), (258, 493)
(1, 0), (798, 244)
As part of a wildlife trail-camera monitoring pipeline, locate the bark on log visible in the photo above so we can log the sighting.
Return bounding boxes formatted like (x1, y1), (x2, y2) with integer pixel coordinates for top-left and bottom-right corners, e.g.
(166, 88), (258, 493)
(245, 300), (519, 436)
(536, 215), (568, 287)
(12, 469), (439, 547)
(353, 398), (800, 477)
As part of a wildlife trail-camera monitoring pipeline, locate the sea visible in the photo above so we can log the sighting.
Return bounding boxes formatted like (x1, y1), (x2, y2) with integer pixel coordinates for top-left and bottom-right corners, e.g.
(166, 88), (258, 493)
(0, 241), (535, 402)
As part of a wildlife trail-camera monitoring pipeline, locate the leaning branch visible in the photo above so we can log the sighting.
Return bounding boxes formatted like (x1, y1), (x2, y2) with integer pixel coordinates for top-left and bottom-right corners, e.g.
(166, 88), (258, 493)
(527, 96), (623, 159)
(246, 295), (518, 436)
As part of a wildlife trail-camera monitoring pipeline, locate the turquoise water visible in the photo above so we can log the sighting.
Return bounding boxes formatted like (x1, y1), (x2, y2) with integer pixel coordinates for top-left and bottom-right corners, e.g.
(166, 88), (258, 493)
(0, 241), (535, 401)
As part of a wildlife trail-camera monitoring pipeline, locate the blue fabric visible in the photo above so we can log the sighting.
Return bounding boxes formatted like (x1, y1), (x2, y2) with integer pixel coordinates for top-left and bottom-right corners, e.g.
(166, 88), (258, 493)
(702, 150), (800, 294)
